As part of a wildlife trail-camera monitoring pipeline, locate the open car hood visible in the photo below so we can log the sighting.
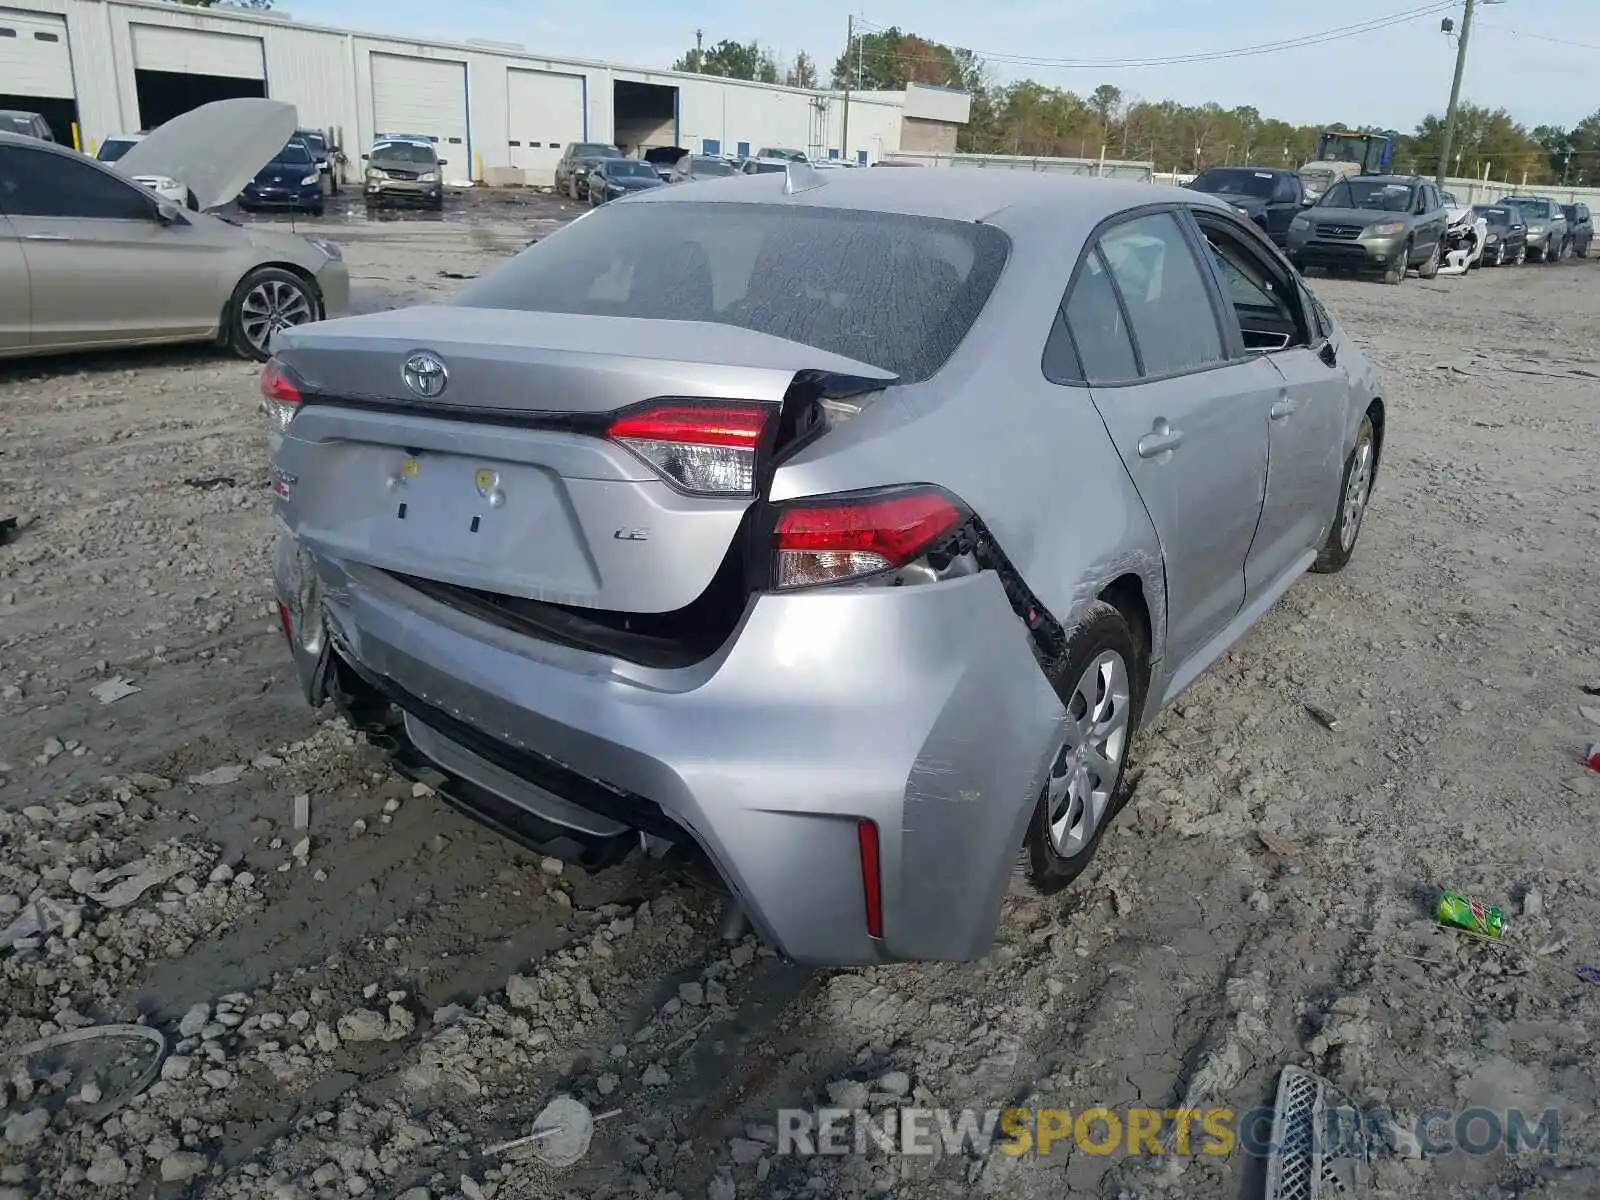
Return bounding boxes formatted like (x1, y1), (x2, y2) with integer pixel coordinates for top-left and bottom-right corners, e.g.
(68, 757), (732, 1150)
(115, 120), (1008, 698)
(115, 98), (298, 211)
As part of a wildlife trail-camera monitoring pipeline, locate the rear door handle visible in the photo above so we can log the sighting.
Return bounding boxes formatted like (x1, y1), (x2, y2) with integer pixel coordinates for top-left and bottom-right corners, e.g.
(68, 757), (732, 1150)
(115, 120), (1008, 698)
(1137, 422), (1185, 459)
(1270, 396), (1299, 421)
(23, 232), (70, 242)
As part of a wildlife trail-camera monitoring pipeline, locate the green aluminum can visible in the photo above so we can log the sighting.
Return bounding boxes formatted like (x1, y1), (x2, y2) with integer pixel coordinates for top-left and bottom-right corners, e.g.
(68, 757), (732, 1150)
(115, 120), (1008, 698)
(1437, 890), (1504, 938)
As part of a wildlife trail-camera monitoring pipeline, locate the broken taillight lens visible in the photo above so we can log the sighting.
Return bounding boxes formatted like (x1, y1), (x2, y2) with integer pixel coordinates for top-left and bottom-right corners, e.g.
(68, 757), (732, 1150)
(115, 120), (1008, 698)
(772, 486), (967, 589)
(857, 819), (884, 940)
(260, 358), (303, 433)
(607, 401), (772, 496)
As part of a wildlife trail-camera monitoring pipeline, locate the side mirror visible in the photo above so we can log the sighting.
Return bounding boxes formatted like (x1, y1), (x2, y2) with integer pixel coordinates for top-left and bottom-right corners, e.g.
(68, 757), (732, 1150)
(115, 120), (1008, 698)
(1319, 340), (1337, 368)
(1301, 196), (1315, 207)
(438, 159), (448, 166)
(155, 200), (181, 225)
(360, 153), (369, 161)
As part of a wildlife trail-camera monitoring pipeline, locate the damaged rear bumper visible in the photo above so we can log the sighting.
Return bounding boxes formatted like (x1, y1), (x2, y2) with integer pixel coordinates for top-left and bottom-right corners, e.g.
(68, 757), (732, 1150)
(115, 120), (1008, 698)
(274, 534), (1064, 966)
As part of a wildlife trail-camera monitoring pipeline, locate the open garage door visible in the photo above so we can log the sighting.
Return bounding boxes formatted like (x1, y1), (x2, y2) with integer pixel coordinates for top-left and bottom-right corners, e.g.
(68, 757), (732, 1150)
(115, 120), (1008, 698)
(613, 79), (677, 157)
(131, 24), (266, 131)
(371, 53), (469, 182)
(0, 8), (79, 144)
(506, 68), (583, 185)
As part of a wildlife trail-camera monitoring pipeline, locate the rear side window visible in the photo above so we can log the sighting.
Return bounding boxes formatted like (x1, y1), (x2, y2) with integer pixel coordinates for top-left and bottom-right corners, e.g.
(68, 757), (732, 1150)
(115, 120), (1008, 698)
(1062, 250), (1139, 383)
(1097, 212), (1224, 378)
(455, 201), (1011, 384)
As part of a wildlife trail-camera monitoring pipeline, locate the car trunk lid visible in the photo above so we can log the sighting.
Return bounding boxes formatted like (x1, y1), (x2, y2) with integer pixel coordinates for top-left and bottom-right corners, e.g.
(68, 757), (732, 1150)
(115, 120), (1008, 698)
(271, 307), (894, 619)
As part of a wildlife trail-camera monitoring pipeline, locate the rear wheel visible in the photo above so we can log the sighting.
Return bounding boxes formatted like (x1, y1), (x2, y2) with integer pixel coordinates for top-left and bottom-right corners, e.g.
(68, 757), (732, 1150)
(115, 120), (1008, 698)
(226, 266), (319, 362)
(1021, 602), (1143, 893)
(1312, 413), (1375, 575)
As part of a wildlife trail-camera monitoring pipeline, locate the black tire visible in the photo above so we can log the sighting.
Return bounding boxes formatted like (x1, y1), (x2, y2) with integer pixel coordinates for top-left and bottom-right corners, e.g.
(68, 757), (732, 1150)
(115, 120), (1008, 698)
(1311, 412), (1376, 575)
(431, 195), (445, 211)
(1417, 238), (1440, 279)
(1383, 242), (1409, 285)
(225, 266), (320, 363)
(309, 204), (324, 218)
(1021, 601), (1145, 894)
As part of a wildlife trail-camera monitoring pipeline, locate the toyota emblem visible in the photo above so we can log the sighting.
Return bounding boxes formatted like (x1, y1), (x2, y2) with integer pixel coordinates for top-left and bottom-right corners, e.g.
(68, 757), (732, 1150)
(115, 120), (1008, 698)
(402, 351), (448, 399)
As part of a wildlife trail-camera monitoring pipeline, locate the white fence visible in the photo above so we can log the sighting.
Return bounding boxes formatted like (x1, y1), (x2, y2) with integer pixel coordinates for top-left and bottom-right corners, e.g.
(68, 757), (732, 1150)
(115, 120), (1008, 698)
(901, 157), (1600, 207)
(884, 151), (1155, 182)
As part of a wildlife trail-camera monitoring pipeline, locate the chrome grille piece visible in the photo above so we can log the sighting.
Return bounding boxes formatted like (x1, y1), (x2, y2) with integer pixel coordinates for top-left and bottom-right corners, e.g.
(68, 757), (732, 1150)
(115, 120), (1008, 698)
(1262, 1066), (1370, 1200)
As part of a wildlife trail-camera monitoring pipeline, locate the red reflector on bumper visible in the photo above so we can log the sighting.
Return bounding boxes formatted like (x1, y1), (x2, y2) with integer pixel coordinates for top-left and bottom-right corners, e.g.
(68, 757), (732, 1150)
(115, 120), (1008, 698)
(857, 819), (884, 940)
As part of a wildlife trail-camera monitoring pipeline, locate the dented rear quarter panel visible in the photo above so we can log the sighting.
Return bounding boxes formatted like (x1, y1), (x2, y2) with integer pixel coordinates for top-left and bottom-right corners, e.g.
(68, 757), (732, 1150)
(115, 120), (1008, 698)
(767, 199), (1170, 710)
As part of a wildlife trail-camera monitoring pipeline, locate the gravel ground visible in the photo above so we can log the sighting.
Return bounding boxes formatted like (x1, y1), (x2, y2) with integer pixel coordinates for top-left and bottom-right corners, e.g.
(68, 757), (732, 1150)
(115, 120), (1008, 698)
(2, 195), (1599, 1200)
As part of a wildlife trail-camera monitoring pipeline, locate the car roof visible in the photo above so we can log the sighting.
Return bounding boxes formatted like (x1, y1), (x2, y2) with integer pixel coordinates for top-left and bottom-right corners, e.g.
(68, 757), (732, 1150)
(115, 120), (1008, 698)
(1351, 174), (1421, 183)
(627, 165), (1222, 230)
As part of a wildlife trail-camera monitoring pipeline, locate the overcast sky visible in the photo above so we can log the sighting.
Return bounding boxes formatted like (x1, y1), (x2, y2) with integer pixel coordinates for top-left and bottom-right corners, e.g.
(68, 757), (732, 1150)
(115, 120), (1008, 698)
(301, 0), (1595, 131)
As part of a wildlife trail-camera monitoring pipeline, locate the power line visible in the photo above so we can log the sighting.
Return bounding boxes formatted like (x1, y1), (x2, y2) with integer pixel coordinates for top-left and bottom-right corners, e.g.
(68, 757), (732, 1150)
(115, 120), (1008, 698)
(850, 2), (1458, 70)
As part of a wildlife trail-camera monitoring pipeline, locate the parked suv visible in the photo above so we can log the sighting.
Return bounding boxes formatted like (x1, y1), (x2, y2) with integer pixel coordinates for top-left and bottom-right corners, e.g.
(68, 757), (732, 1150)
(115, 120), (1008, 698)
(263, 170), (1384, 967)
(1186, 166), (1308, 247)
(1286, 174), (1449, 283)
(555, 142), (623, 200)
(1561, 203), (1592, 258)
(1497, 196), (1568, 262)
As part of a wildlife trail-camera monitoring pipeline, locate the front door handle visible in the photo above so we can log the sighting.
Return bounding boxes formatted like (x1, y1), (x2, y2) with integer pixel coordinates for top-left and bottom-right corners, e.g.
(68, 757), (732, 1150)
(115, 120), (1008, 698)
(23, 232), (70, 242)
(1137, 420), (1185, 459)
(1270, 395), (1299, 421)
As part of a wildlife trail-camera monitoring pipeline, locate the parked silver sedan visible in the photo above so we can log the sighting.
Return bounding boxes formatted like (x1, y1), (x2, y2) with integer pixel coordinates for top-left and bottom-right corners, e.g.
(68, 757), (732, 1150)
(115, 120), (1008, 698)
(264, 166), (1385, 966)
(0, 99), (348, 361)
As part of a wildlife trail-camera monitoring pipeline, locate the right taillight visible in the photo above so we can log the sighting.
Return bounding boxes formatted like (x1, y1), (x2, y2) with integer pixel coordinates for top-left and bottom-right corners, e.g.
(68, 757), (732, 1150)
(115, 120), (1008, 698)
(260, 357), (303, 433)
(772, 486), (968, 590)
(607, 400), (773, 496)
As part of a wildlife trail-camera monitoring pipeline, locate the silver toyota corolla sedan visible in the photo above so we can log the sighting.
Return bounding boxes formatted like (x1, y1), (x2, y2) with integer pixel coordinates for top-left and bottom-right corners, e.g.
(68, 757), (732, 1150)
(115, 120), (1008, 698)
(265, 165), (1385, 966)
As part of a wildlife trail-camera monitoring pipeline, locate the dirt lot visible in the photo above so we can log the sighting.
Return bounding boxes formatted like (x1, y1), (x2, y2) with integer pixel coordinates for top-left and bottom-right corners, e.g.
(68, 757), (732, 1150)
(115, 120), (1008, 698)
(3, 193), (1600, 1200)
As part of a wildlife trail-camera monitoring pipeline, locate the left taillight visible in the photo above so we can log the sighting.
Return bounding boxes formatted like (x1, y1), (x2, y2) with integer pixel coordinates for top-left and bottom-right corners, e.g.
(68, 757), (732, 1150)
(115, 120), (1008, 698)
(771, 486), (969, 590)
(606, 400), (773, 496)
(260, 357), (302, 433)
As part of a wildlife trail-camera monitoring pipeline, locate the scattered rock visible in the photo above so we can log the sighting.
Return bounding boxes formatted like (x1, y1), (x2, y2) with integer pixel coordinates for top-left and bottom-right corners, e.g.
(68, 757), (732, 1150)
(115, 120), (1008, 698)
(159, 1151), (209, 1182)
(336, 1009), (389, 1043)
(2, 1108), (49, 1147)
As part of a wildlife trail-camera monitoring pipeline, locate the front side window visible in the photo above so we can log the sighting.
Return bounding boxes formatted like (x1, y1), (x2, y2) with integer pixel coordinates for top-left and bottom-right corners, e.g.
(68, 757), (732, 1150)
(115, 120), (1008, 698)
(0, 146), (154, 220)
(96, 139), (137, 163)
(454, 201), (1010, 385)
(1196, 217), (1308, 353)
(1096, 212), (1225, 378)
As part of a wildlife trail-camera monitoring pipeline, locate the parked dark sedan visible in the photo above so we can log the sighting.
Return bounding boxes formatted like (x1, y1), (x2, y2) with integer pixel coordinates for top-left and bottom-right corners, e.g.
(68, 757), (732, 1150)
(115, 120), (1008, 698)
(586, 158), (665, 205)
(1186, 166), (1308, 246)
(1473, 205), (1527, 266)
(238, 137), (324, 216)
(1562, 203), (1593, 258)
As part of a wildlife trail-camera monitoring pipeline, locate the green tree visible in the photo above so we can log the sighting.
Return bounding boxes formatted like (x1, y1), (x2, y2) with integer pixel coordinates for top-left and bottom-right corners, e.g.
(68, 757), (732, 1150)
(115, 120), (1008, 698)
(785, 51), (818, 90)
(832, 27), (977, 90)
(174, 0), (273, 7)
(673, 39), (778, 83)
(1404, 103), (1549, 183)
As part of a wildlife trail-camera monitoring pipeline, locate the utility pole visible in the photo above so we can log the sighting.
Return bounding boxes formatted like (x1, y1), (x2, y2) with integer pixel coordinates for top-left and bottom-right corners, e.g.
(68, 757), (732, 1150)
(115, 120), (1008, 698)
(840, 14), (853, 163)
(1435, 0), (1475, 187)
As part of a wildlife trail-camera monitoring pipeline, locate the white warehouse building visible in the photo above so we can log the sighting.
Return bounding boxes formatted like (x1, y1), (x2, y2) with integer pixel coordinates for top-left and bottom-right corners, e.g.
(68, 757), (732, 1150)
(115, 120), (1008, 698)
(0, 0), (970, 186)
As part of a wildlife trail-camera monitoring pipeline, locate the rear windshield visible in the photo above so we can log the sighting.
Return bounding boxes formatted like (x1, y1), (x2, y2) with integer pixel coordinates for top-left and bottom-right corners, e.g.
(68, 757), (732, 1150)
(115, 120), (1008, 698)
(747, 161), (786, 174)
(97, 139), (136, 162)
(575, 143), (621, 158)
(1473, 205), (1514, 225)
(1503, 198), (1552, 218)
(1, 114), (36, 135)
(455, 201), (1010, 384)
(691, 158), (736, 176)
(299, 132), (327, 154)
(1190, 169), (1275, 198)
